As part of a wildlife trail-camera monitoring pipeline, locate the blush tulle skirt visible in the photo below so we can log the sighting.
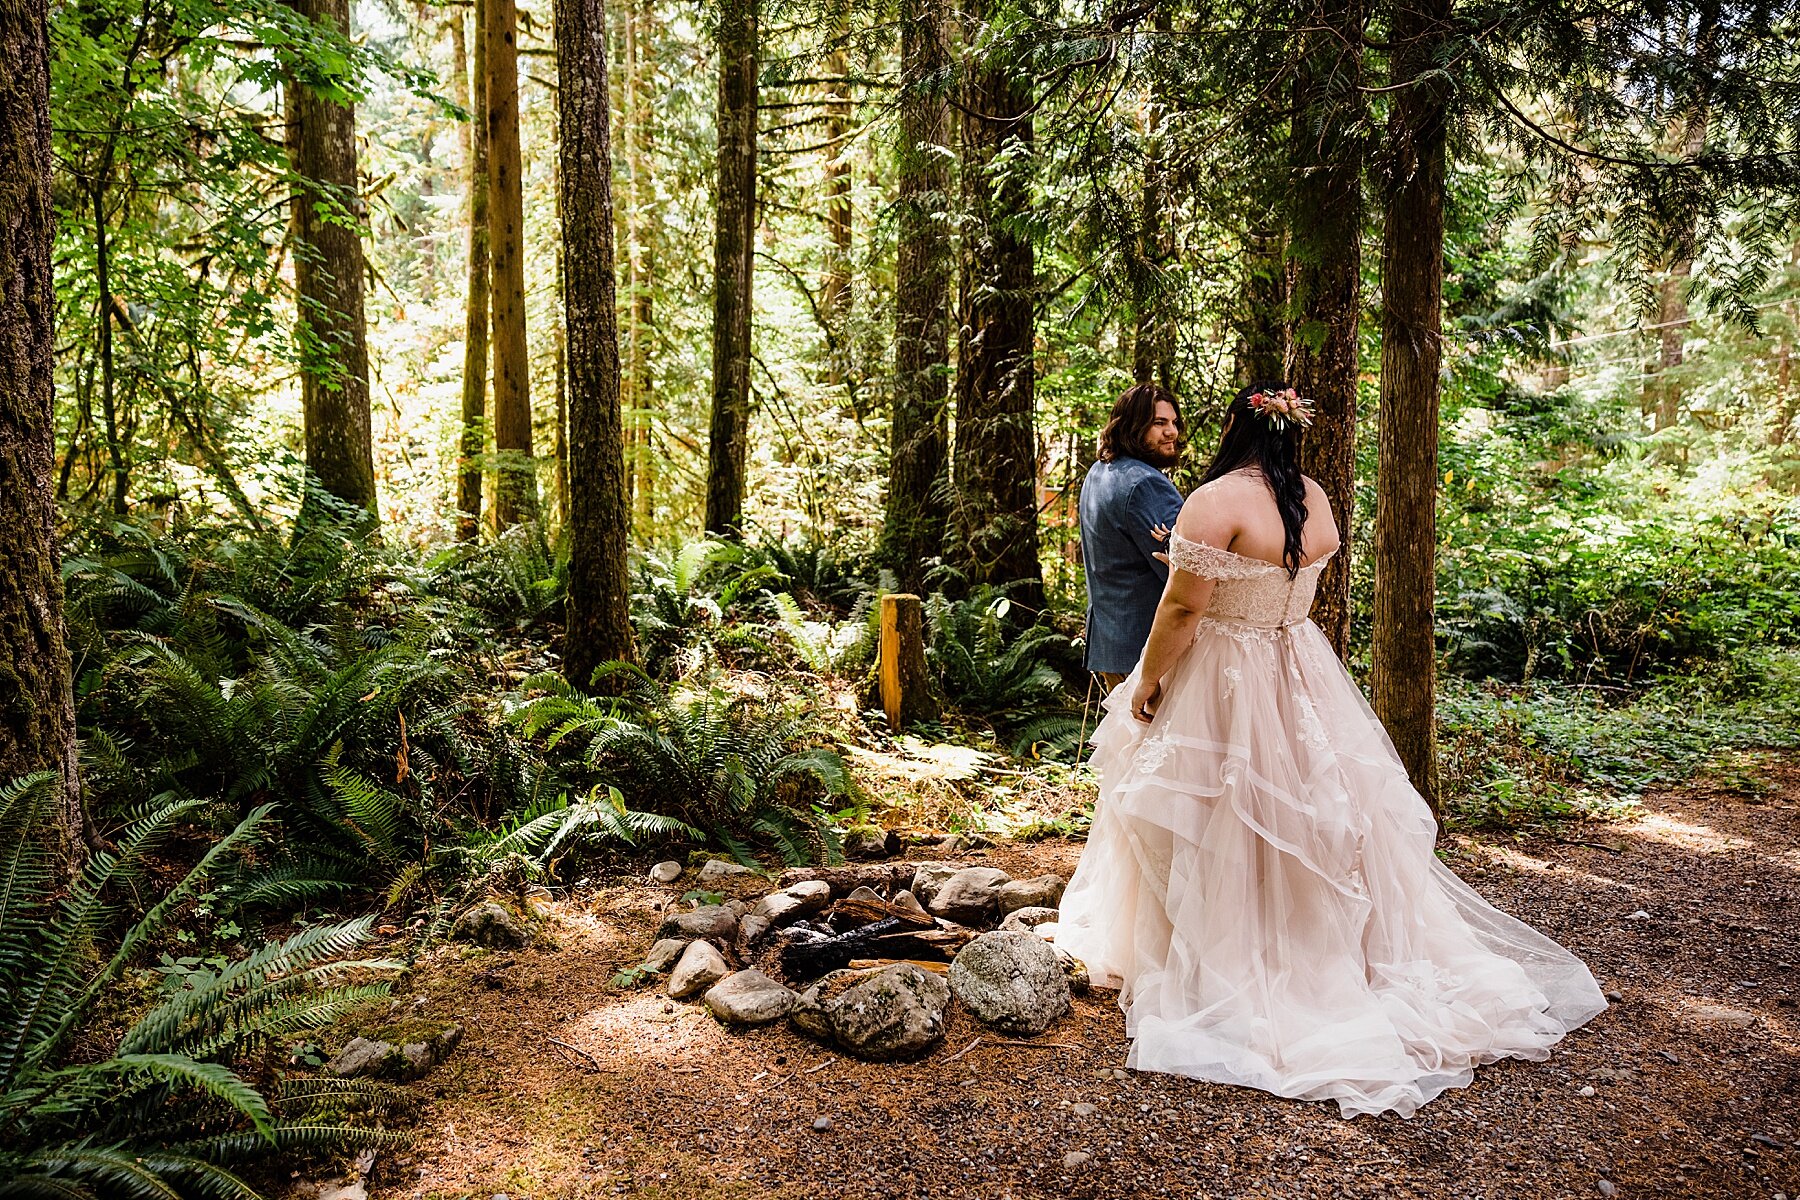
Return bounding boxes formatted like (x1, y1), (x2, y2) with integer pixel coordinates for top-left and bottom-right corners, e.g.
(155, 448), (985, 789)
(1056, 618), (1606, 1118)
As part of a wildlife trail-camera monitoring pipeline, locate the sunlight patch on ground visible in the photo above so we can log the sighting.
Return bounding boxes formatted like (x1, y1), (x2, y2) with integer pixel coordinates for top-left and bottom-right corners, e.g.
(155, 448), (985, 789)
(1624, 810), (1754, 854)
(847, 735), (994, 784)
(1459, 841), (1639, 893)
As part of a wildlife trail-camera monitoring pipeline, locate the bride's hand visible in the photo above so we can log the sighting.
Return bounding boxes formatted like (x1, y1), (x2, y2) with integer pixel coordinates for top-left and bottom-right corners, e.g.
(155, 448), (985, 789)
(1130, 677), (1161, 723)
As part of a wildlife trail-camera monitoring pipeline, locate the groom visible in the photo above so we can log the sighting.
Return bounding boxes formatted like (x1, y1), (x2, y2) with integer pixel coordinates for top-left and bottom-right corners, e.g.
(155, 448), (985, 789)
(1079, 383), (1185, 690)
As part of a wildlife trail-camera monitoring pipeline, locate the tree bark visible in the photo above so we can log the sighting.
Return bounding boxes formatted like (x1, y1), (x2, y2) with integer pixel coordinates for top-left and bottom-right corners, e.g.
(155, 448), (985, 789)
(821, 40), (853, 390)
(623, 0), (656, 525)
(704, 0), (758, 537)
(1371, 0), (1450, 810)
(953, 0), (1043, 610)
(1287, 0), (1367, 659)
(559, 0), (636, 687)
(1132, 8), (1174, 389)
(488, 0), (537, 528)
(880, 0), (951, 595)
(455, 0), (491, 540)
(1235, 224), (1287, 385)
(1, 0), (82, 864)
(288, 0), (376, 520)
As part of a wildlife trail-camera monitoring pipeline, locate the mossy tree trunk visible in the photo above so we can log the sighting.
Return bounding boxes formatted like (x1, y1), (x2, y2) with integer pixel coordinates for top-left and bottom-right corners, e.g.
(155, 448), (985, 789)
(704, 0), (758, 537)
(880, 0), (951, 595)
(454, 0), (491, 540)
(288, 0), (376, 521)
(953, 0), (1043, 610)
(488, 0), (537, 528)
(1, 0), (83, 865)
(1371, 0), (1451, 810)
(1287, 0), (1367, 659)
(558, 0), (636, 686)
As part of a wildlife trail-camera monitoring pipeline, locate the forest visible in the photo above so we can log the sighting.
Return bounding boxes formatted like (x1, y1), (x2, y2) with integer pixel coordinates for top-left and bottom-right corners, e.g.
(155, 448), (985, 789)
(1, 0), (1798, 1192)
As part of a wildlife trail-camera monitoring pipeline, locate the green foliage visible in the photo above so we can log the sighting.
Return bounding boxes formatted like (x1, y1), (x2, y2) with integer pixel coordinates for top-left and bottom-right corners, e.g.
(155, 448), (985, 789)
(629, 538), (783, 677)
(1439, 646), (1800, 829)
(0, 777), (403, 1198)
(925, 588), (1085, 759)
(513, 672), (853, 866)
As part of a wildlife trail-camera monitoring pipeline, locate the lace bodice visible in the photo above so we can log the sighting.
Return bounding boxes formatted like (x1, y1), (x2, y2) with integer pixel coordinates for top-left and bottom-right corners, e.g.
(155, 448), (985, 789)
(1167, 530), (1333, 629)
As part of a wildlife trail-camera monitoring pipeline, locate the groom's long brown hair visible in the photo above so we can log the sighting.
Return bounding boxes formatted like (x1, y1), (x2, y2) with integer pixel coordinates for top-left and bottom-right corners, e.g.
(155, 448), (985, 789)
(1098, 383), (1182, 465)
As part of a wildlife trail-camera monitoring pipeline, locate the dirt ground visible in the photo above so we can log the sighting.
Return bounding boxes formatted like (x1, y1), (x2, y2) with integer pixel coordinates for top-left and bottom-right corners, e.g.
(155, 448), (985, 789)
(356, 761), (1800, 1200)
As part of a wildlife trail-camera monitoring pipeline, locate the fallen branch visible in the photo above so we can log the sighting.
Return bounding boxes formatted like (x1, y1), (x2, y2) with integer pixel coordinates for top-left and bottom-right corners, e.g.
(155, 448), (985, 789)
(944, 1037), (983, 1063)
(546, 1037), (604, 1073)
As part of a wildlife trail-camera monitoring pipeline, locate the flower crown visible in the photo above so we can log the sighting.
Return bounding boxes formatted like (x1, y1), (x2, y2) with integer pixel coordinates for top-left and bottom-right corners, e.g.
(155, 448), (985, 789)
(1247, 388), (1314, 430)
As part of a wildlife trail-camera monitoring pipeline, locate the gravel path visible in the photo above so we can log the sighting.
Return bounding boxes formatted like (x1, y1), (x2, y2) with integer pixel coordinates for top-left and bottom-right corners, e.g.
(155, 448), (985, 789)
(367, 763), (1800, 1200)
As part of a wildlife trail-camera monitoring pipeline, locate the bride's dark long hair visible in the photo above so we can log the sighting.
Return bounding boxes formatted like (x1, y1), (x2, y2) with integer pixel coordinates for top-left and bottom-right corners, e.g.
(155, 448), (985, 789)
(1199, 381), (1309, 576)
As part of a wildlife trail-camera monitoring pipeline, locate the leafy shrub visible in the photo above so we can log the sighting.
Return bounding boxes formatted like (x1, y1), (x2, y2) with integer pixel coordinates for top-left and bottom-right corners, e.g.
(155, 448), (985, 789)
(513, 671), (855, 865)
(925, 587), (1086, 758)
(0, 775), (402, 1196)
(630, 538), (782, 677)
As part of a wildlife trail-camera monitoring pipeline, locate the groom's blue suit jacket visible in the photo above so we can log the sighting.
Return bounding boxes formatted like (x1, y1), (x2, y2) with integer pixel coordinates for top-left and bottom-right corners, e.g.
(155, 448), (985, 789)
(1079, 455), (1185, 675)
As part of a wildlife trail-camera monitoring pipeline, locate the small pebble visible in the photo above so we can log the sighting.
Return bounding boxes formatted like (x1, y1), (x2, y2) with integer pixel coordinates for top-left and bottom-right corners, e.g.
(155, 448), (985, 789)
(1751, 1133), (1785, 1150)
(1071, 1102), (1098, 1117)
(1063, 1151), (1092, 1169)
(1597, 1181), (1616, 1198)
(1625, 910), (1651, 921)
(1579, 1085), (1597, 1097)
(812, 1116), (833, 1132)
(1605, 990), (1623, 1003)
(1657, 1050), (1679, 1064)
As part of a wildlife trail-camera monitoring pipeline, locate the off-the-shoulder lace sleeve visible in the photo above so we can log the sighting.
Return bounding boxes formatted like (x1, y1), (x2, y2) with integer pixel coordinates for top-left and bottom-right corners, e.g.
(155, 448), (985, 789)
(1166, 531), (1276, 580)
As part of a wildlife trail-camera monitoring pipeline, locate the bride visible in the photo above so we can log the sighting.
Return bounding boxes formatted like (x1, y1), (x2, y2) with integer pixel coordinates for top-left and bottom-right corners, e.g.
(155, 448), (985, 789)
(1057, 382), (1606, 1119)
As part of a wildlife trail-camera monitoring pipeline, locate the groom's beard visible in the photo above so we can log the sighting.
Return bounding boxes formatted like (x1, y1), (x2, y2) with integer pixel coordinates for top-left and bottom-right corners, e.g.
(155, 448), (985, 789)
(1138, 445), (1180, 471)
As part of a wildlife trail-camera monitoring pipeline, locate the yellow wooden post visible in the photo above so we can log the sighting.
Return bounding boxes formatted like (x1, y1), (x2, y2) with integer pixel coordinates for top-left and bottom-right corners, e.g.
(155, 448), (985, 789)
(879, 593), (935, 729)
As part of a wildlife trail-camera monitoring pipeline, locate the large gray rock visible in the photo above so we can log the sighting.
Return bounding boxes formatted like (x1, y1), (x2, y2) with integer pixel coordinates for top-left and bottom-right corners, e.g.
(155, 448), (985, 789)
(950, 931), (1071, 1035)
(892, 889), (927, 917)
(698, 858), (756, 885)
(999, 906), (1059, 933)
(451, 901), (532, 949)
(668, 939), (729, 999)
(736, 914), (772, 949)
(658, 905), (739, 941)
(997, 874), (1066, 914)
(703, 970), (801, 1025)
(326, 1021), (462, 1081)
(751, 880), (832, 924)
(642, 937), (689, 973)
(826, 963), (950, 1060)
(927, 867), (1012, 924)
(908, 862), (962, 906)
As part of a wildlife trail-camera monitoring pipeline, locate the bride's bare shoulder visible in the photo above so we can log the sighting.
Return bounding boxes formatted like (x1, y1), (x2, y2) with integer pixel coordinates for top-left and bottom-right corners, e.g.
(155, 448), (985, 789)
(1300, 474), (1335, 515)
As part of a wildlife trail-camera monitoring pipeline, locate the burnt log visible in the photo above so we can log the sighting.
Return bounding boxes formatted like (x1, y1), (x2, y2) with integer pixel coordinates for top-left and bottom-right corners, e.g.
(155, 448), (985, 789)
(779, 916), (974, 980)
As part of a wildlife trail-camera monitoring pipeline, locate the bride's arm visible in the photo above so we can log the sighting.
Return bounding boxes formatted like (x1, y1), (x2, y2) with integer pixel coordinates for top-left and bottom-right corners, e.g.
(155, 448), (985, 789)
(1129, 492), (1234, 721)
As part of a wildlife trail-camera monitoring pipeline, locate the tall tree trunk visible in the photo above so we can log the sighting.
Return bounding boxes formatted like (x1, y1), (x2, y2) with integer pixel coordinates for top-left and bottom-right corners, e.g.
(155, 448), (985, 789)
(1235, 223), (1287, 385)
(1, 0), (82, 863)
(558, 0), (636, 686)
(1287, 0), (1367, 658)
(624, 0), (656, 525)
(289, 0), (376, 520)
(821, 39), (853, 389)
(1370, 0), (1451, 810)
(879, 0), (951, 594)
(953, 0), (1042, 609)
(488, 0), (537, 527)
(1132, 8), (1174, 389)
(704, 0), (758, 537)
(455, 0), (491, 540)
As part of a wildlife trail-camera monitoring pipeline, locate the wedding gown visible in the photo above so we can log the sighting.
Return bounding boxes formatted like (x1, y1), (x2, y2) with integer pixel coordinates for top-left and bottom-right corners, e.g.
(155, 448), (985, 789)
(1057, 532), (1606, 1119)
